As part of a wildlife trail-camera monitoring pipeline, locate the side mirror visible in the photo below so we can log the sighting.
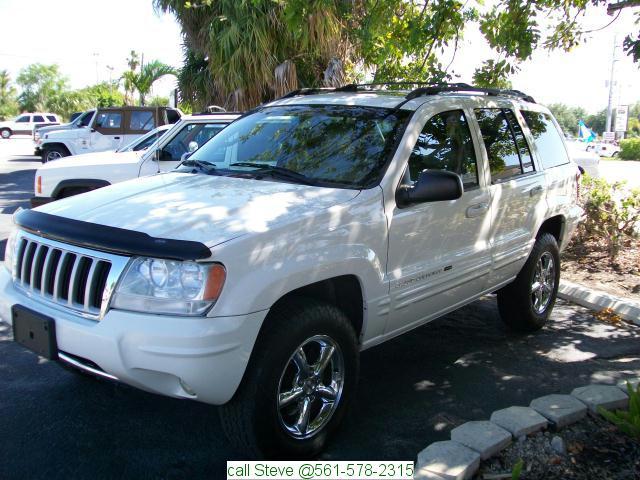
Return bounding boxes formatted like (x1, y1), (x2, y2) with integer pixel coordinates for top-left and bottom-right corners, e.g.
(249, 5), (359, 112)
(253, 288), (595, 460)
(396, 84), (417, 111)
(188, 141), (199, 153)
(396, 170), (463, 207)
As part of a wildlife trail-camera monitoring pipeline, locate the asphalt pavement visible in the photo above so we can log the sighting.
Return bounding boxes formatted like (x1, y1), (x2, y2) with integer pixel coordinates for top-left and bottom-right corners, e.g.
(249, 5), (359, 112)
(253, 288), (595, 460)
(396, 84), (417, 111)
(1, 138), (640, 480)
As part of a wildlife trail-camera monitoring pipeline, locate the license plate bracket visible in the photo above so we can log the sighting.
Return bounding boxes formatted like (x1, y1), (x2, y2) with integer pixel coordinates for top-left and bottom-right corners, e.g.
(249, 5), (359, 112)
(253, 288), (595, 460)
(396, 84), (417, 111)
(12, 305), (58, 360)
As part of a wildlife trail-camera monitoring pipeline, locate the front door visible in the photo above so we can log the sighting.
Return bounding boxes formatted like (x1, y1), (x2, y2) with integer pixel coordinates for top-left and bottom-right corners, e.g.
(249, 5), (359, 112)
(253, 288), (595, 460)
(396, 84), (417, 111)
(90, 110), (124, 152)
(386, 108), (493, 336)
(13, 115), (32, 135)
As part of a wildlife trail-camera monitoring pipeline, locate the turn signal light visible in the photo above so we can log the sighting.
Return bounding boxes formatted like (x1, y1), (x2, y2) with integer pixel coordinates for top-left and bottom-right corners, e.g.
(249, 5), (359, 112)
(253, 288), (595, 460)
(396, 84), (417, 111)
(36, 176), (42, 194)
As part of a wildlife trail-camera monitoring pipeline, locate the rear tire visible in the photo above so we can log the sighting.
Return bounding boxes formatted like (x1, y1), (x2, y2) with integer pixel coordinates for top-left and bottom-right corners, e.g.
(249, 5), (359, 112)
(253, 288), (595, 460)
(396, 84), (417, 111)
(497, 233), (560, 332)
(0, 128), (11, 139)
(56, 186), (91, 199)
(219, 297), (359, 459)
(42, 145), (69, 163)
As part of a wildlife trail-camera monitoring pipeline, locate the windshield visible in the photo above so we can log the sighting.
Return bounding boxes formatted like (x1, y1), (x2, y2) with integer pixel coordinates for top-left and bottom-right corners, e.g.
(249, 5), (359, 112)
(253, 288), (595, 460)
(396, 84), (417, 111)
(188, 105), (410, 188)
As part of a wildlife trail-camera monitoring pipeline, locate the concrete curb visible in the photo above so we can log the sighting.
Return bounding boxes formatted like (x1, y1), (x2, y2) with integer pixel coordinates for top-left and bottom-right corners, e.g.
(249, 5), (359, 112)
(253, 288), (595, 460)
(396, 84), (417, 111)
(414, 380), (638, 480)
(558, 279), (640, 324)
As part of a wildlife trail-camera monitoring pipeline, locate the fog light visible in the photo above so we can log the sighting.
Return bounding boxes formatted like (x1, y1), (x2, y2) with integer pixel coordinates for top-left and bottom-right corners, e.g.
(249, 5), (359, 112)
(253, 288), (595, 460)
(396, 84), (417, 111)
(179, 378), (196, 396)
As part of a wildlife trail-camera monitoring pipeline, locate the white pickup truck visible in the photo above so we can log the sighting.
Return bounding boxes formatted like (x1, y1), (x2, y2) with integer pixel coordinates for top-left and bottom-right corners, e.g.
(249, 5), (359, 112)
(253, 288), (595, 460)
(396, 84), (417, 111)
(37, 106), (182, 162)
(31, 113), (238, 206)
(1, 84), (582, 458)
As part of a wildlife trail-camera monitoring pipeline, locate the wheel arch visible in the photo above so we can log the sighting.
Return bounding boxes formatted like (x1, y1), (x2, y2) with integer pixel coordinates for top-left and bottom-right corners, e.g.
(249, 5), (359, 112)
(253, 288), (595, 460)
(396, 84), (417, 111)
(42, 142), (72, 157)
(266, 275), (365, 344)
(537, 215), (565, 248)
(52, 179), (111, 199)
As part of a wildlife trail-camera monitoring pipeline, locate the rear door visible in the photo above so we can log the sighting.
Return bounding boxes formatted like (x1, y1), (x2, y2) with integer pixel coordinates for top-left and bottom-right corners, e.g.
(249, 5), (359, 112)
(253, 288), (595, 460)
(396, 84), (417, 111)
(90, 110), (125, 151)
(472, 106), (547, 288)
(519, 110), (574, 228)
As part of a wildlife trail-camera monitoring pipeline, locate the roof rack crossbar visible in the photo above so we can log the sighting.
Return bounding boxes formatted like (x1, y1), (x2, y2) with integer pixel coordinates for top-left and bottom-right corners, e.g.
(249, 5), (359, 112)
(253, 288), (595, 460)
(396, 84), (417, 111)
(405, 85), (535, 103)
(276, 82), (535, 104)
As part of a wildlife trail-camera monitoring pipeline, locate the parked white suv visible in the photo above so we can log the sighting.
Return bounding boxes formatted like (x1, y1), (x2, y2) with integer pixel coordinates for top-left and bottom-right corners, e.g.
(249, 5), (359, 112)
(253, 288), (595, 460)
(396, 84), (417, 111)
(0, 113), (60, 139)
(31, 113), (238, 206)
(1, 84), (582, 458)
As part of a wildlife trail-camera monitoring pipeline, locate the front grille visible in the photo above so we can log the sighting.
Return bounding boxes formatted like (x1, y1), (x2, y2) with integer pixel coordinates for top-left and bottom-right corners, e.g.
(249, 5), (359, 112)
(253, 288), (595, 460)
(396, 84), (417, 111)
(12, 232), (127, 319)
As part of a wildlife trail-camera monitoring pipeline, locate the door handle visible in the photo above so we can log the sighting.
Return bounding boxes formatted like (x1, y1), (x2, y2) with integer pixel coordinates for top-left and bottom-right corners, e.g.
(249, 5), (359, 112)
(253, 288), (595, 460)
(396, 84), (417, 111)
(465, 202), (489, 218)
(114, 136), (121, 140)
(526, 185), (543, 196)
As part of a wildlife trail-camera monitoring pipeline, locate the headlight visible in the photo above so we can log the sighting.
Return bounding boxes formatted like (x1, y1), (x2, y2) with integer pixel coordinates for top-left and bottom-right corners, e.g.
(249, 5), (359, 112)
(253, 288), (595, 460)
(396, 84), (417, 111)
(111, 257), (226, 316)
(4, 229), (18, 274)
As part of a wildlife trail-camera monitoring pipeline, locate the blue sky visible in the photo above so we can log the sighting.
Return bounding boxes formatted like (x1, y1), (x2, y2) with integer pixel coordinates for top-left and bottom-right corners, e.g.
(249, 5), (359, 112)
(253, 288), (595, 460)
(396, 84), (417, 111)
(0, 0), (638, 113)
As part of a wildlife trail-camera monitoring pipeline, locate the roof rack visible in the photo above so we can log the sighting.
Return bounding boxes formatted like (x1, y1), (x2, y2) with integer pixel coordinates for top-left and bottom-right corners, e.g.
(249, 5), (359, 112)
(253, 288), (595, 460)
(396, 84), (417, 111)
(277, 82), (535, 104)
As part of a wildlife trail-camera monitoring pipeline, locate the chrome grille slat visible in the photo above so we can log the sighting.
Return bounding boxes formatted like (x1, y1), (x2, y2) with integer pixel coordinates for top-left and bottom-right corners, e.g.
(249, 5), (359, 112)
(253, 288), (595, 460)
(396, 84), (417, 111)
(67, 255), (81, 306)
(83, 260), (99, 311)
(53, 251), (69, 301)
(11, 231), (130, 321)
(40, 248), (55, 295)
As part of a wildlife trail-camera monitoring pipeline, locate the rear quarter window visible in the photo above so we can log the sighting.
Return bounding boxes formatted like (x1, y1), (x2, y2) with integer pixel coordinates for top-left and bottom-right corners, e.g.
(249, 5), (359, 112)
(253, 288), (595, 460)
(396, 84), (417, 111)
(521, 111), (569, 169)
(46, 115), (56, 122)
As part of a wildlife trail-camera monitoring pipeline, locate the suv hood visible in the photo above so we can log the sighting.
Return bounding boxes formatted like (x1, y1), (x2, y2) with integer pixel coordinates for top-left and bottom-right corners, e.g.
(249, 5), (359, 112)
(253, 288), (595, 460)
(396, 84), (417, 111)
(40, 150), (141, 170)
(36, 173), (360, 248)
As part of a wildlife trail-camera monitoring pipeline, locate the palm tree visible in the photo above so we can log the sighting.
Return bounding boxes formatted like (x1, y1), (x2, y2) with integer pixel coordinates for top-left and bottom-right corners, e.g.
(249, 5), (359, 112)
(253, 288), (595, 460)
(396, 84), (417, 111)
(154, 0), (348, 111)
(121, 59), (176, 106)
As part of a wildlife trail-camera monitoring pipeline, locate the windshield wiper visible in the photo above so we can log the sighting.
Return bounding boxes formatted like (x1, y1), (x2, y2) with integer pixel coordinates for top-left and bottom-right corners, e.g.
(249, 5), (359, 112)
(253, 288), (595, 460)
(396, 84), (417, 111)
(180, 159), (217, 174)
(229, 162), (318, 186)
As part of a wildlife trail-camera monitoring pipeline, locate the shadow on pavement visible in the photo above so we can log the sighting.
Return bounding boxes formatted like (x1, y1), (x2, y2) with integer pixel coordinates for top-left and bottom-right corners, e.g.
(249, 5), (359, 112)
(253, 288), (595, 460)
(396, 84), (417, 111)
(0, 168), (36, 214)
(1, 296), (639, 479)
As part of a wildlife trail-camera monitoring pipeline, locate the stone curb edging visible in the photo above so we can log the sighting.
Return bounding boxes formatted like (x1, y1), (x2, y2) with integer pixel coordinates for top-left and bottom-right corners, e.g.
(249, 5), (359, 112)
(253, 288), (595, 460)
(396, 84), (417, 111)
(414, 380), (637, 480)
(558, 279), (640, 325)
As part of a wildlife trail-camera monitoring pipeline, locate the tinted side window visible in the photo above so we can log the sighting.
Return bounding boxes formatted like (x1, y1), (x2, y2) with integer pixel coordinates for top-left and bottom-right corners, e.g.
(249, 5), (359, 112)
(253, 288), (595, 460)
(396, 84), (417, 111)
(407, 110), (478, 188)
(78, 112), (93, 127)
(95, 112), (122, 129)
(33, 115), (45, 123)
(129, 111), (155, 131)
(166, 109), (181, 124)
(475, 108), (522, 183)
(16, 116), (30, 123)
(46, 115), (56, 122)
(503, 110), (534, 173)
(521, 111), (569, 169)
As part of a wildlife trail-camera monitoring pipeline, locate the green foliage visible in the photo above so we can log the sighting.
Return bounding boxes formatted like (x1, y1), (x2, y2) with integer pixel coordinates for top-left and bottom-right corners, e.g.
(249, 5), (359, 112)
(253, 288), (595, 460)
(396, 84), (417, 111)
(16, 63), (68, 112)
(511, 458), (524, 480)
(548, 103), (588, 137)
(0, 70), (20, 120)
(81, 82), (125, 108)
(598, 382), (640, 440)
(120, 54), (176, 106)
(158, 0), (634, 111)
(619, 138), (640, 160)
(148, 96), (169, 107)
(624, 12), (640, 63)
(578, 175), (640, 258)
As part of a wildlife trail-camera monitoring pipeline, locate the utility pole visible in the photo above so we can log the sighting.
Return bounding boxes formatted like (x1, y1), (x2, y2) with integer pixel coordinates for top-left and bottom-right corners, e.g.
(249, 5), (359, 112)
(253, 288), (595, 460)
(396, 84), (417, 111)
(92, 52), (100, 84)
(605, 36), (619, 133)
(106, 65), (114, 96)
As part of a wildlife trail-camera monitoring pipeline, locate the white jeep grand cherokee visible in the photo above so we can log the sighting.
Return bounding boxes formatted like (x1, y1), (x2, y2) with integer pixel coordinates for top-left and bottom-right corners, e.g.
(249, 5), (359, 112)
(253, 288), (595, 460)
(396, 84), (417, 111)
(1, 84), (582, 458)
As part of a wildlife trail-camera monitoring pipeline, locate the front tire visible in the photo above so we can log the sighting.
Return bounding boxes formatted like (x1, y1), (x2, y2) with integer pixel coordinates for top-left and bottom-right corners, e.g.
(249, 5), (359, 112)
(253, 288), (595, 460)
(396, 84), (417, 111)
(0, 128), (11, 139)
(497, 233), (560, 332)
(42, 145), (69, 163)
(220, 297), (359, 458)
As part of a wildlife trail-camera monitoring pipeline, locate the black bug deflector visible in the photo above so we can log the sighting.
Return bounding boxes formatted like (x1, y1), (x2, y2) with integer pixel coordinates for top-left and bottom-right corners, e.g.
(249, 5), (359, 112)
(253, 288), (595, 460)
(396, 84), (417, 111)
(14, 209), (211, 261)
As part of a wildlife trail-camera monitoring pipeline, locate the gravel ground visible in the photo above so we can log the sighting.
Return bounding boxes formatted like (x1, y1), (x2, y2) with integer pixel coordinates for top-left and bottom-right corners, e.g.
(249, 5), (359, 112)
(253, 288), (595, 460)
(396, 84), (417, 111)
(480, 415), (640, 479)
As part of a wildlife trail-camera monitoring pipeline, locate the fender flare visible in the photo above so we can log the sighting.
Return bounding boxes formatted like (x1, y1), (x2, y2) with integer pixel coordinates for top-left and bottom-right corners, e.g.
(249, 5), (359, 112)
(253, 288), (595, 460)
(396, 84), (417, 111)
(52, 179), (111, 199)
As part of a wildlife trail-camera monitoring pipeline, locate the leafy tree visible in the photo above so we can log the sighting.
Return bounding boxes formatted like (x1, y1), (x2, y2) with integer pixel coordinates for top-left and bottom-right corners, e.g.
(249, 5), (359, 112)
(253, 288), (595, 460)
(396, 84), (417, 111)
(16, 63), (68, 112)
(0, 70), (19, 120)
(586, 109), (607, 135)
(157, 0), (639, 111)
(148, 95), (169, 106)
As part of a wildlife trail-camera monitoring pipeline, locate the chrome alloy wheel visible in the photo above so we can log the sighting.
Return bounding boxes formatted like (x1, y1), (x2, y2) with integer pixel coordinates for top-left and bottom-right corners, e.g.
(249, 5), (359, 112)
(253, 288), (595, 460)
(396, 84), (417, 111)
(531, 251), (555, 314)
(1, 130), (10, 139)
(277, 335), (344, 439)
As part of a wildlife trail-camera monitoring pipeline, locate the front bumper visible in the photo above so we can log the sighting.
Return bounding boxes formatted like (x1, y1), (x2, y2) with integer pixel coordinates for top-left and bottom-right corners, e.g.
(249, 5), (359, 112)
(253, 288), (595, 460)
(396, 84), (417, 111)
(0, 267), (266, 405)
